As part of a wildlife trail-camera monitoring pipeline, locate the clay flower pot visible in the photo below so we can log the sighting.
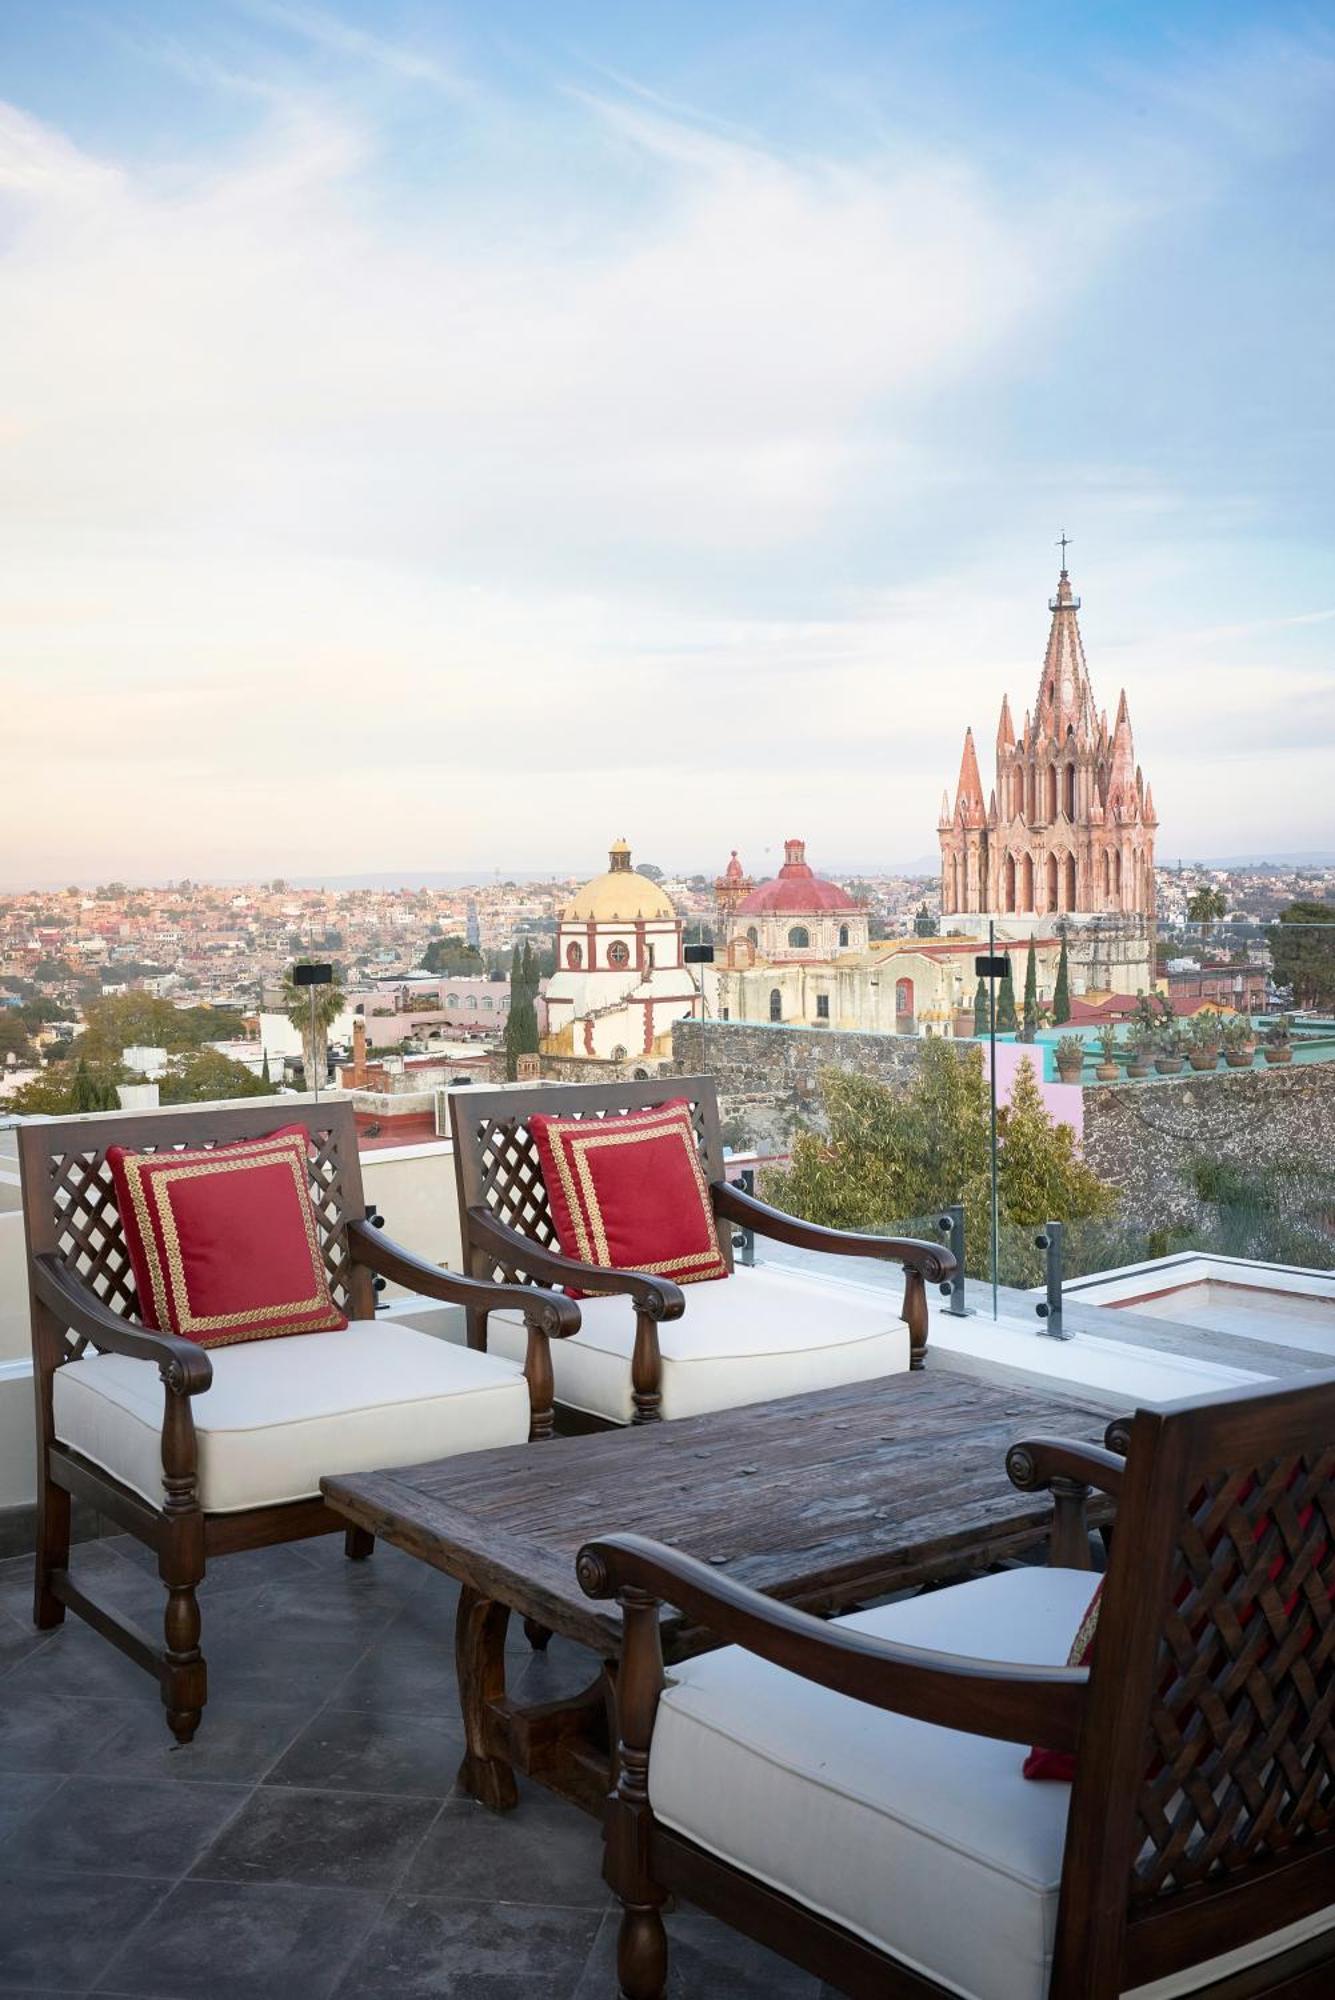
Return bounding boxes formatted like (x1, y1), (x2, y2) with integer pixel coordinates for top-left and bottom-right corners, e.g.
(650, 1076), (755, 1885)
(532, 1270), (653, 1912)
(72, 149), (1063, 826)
(1263, 1046), (1293, 1065)
(1095, 1061), (1119, 1082)
(1154, 1054), (1186, 1075)
(1224, 1050), (1253, 1069)
(1188, 1050), (1219, 1072)
(1127, 1056), (1152, 1078)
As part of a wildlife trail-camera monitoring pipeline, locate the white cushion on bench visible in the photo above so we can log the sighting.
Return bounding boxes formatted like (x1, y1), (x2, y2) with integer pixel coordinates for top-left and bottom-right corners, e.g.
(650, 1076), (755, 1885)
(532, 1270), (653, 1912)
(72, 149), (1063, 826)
(647, 1564), (1335, 1999)
(487, 1261), (910, 1424)
(52, 1319), (530, 1513)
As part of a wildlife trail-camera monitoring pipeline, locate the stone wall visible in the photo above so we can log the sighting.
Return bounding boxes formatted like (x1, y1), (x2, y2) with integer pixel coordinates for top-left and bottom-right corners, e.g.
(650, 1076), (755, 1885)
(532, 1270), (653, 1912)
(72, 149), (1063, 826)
(672, 1021), (1335, 1248)
(1081, 1061), (1335, 1231)
(670, 1018), (962, 1152)
(538, 1052), (662, 1085)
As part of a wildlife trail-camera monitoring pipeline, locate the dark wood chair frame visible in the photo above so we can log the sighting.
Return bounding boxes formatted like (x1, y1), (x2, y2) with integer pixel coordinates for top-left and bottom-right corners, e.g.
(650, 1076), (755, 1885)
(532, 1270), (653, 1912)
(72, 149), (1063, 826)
(449, 1076), (955, 1424)
(20, 1099), (579, 1743)
(581, 1373), (1335, 1999)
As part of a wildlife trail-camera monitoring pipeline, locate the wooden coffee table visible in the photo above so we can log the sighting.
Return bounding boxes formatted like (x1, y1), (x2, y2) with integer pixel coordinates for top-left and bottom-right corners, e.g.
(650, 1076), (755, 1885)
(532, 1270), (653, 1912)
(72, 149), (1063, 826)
(322, 1370), (1114, 1816)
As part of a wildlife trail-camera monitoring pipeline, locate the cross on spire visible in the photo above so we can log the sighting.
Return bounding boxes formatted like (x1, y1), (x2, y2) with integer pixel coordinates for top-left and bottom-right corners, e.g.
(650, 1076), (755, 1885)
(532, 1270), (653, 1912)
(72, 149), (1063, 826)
(1056, 531), (1072, 573)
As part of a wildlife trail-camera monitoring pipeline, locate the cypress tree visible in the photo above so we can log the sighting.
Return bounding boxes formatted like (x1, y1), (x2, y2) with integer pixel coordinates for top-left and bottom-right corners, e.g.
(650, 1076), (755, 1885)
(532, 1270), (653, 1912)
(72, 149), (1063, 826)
(1022, 939), (1038, 1034)
(973, 978), (990, 1036)
(1053, 938), (1071, 1024)
(996, 958), (1018, 1032)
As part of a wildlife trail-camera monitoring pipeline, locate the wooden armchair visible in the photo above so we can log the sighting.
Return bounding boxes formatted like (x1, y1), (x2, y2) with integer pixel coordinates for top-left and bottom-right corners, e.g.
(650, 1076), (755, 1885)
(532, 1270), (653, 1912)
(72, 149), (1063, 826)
(20, 1100), (578, 1741)
(449, 1076), (954, 1426)
(580, 1375), (1335, 1999)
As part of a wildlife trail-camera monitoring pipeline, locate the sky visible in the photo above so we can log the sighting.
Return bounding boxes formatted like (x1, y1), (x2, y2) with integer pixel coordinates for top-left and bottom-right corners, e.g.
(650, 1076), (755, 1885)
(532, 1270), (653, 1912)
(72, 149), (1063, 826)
(1, 0), (1333, 886)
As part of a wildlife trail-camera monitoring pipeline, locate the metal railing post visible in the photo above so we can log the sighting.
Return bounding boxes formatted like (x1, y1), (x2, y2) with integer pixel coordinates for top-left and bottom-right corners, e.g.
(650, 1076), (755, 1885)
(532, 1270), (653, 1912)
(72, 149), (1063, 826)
(733, 1167), (756, 1268)
(1034, 1222), (1069, 1339)
(937, 1204), (969, 1317)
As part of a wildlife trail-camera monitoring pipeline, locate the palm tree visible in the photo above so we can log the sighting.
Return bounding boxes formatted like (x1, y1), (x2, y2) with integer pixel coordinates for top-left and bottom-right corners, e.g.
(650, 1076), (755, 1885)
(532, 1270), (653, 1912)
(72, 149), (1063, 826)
(280, 963), (345, 1092)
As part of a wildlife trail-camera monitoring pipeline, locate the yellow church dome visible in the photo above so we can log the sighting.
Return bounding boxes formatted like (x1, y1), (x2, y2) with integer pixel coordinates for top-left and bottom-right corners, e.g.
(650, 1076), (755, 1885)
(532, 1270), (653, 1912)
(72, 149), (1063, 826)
(564, 840), (675, 922)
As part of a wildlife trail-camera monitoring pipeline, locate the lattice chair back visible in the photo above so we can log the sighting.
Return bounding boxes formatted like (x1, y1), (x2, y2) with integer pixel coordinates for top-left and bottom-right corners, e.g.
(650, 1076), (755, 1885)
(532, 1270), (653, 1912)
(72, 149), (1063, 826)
(18, 1099), (372, 1361)
(1056, 1375), (1335, 1994)
(448, 1076), (726, 1285)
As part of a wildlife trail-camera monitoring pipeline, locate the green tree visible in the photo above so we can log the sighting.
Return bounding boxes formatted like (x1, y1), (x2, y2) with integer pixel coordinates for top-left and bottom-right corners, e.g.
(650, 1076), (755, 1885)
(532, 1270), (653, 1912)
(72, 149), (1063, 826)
(159, 1050), (270, 1104)
(762, 1046), (1115, 1284)
(1052, 937), (1071, 1024)
(1022, 939), (1038, 1034)
(76, 993), (235, 1063)
(973, 978), (990, 1036)
(996, 957), (1018, 1031)
(503, 944), (540, 1079)
(71, 1058), (120, 1112)
(913, 904), (938, 937)
(1187, 887), (1228, 929)
(0, 1014), (35, 1065)
(422, 934), (484, 977)
(1267, 901), (1335, 1008)
(280, 962), (346, 1089)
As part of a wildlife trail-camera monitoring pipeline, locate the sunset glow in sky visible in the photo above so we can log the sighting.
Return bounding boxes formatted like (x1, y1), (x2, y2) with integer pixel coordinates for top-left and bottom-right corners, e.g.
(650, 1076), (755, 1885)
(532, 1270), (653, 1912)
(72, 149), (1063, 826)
(2, 1), (1333, 882)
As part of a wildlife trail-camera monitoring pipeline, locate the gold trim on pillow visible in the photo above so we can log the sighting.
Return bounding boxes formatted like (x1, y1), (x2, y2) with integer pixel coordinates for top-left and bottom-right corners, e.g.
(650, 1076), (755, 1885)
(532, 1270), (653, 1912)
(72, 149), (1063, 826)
(542, 1110), (726, 1280)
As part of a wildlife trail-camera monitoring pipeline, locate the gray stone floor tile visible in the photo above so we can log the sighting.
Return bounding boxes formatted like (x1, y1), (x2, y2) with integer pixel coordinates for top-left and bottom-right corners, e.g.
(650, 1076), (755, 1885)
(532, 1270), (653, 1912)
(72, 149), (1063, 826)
(0, 1774), (248, 1880)
(193, 1786), (440, 1892)
(401, 1781), (609, 1909)
(2, 1617), (162, 1706)
(93, 1877), (386, 2000)
(323, 1623), (456, 1715)
(0, 1608), (56, 1681)
(192, 1623), (369, 1708)
(263, 1705), (466, 1799)
(85, 1701), (312, 1786)
(335, 1894), (602, 2000)
(0, 1688), (144, 1774)
(0, 1866), (167, 1992)
(0, 1771), (65, 1843)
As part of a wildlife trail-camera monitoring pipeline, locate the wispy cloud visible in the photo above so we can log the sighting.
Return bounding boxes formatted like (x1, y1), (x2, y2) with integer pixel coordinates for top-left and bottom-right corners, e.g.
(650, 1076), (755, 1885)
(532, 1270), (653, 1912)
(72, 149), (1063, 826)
(0, 3), (1331, 880)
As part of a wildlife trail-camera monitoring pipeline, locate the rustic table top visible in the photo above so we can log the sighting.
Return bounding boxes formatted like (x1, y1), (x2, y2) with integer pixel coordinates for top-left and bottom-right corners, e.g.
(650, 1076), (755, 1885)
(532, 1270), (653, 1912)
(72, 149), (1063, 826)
(323, 1370), (1116, 1655)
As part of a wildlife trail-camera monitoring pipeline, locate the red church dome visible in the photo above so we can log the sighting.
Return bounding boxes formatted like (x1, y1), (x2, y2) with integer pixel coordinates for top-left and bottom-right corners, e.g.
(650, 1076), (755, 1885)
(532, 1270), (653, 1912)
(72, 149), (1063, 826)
(734, 839), (859, 917)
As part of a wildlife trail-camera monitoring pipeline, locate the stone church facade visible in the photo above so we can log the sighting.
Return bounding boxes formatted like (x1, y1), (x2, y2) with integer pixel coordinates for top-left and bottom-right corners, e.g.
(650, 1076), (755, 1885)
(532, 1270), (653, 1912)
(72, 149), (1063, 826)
(938, 561), (1157, 994)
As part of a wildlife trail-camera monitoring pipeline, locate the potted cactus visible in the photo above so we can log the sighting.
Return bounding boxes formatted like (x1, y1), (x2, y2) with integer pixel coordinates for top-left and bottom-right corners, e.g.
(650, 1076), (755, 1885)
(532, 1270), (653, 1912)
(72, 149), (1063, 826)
(1055, 1033), (1086, 1084)
(1263, 1014), (1294, 1065)
(1095, 1024), (1120, 1082)
(1188, 1014), (1222, 1071)
(1127, 1020), (1155, 1078)
(1154, 1021), (1186, 1075)
(1222, 1016), (1254, 1069)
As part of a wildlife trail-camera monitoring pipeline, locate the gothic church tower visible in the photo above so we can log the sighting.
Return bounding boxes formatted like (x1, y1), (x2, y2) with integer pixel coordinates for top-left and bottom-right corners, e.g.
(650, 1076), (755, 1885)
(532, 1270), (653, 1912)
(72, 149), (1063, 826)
(937, 554), (1158, 992)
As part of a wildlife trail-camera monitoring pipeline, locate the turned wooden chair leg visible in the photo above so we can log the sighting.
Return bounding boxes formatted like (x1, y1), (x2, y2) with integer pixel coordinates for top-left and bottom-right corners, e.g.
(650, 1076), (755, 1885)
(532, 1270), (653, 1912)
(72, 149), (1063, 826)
(160, 1384), (206, 1743)
(618, 1904), (668, 2000)
(344, 1525), (375, 1560)
(33, 1466), (70, 1630)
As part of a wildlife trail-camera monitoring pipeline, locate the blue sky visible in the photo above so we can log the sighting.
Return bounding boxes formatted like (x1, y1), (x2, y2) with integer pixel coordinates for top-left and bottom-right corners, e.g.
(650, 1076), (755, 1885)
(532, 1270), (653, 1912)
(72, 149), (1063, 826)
(1, 0), (1332, 881)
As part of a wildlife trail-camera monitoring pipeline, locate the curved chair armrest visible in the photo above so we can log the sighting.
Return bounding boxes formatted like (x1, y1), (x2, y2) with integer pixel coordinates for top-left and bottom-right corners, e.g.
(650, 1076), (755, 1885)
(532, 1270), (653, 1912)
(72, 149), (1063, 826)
(466, 1210), (685, 1321)
(579, 1532), (1086, 1753)
(711, 1182), (956, 1283)
(347, 1219), (581, 1340)
(1005, 1437), (1125, 1503)
(32, 1253), (213, 1395)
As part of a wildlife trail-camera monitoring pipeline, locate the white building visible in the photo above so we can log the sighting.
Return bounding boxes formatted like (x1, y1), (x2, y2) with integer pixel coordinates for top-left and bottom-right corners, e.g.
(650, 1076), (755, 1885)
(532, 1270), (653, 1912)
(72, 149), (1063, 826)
(542, 840), (708, 1064)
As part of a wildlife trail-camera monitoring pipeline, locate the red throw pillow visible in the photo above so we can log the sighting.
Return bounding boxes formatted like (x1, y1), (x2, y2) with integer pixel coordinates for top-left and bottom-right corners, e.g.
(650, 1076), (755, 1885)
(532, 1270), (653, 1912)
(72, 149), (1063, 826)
(108, 1126), (348, 1348)
(1023, 1579), (1102, 1782)
(529, 1100), (728, 1297)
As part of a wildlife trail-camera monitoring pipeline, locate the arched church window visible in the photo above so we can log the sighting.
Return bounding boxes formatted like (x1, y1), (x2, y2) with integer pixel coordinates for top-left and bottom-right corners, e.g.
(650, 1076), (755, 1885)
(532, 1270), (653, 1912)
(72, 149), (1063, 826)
(1046, 853), (1059, 910)
(1065, 853), (1076, 910)
(1004, 854), (1016, 913)
(446, 992), (458, 1007)
(565, 942), (582, 969)
(769, 989), (783, 1022)
(746, 926), (759, 947)
(1021, 854), (1034, 911)
(838, 925), (849, 948)
(608, 940), (630, 968)
(466, 996), (477, 1009)
(610, 1044), (628, 1061)
(895, 979), (914, 1017)
(788, 926), (810, 949)
(1064, 763), (1075, 819)
(1046, 765), (1058, 821)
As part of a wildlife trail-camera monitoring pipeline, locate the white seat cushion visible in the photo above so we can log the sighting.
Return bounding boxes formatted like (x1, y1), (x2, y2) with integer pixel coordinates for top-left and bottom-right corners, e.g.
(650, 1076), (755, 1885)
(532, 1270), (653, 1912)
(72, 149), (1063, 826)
(52, 1320), (530, 1513)
(648, 1566), (1335, 2000)
(488, 1262), (910, 1424)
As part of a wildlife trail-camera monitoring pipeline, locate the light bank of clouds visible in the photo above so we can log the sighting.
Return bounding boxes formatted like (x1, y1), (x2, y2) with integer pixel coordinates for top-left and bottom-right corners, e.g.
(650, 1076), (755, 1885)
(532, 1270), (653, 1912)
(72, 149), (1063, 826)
(0, 5), (1331, 880)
